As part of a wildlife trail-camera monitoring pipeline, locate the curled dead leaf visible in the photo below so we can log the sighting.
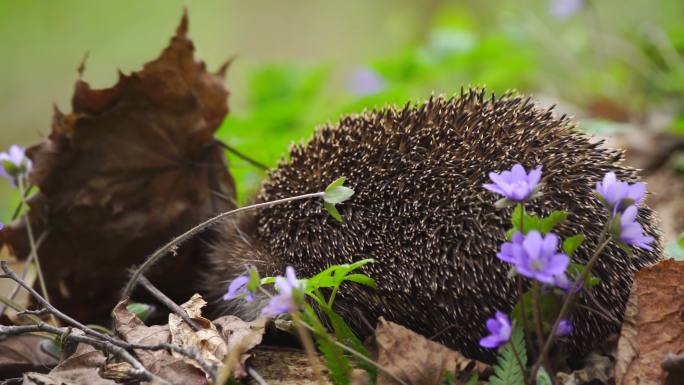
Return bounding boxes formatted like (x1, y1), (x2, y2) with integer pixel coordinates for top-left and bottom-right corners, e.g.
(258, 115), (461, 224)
(213, 315), (266, 378)
(169, 294), (227, 376)
(112, 299), (208, 385)
(0, 10), (235, 324)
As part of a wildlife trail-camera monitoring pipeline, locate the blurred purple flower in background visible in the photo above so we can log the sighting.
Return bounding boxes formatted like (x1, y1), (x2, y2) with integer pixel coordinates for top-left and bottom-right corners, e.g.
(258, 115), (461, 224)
(596, 172), (645, 215)
(223, 275), (255, 302)
(484, 164), (542, 202)
(556, 319), (574, 336)
(261, 266), (302, 317)
(550, 0), (585, 19)
(0, 145), (32, 186)
(480, 311), (512, 349)
(498, 231), (569, 285)
(348, 67), (385, 96)
(616, 205), (654, 250)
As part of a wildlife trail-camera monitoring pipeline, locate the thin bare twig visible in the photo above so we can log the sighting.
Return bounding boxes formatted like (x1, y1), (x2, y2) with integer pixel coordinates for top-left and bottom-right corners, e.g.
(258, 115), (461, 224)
(17, 177), (50, 313)
(215, 139), (269, 171)
(138, 275), (201, 331)
(121, 191), (325, 300)
(0, 323), (170, 385)
(0, 261), (217, 380)
(0, 230), (49, 318)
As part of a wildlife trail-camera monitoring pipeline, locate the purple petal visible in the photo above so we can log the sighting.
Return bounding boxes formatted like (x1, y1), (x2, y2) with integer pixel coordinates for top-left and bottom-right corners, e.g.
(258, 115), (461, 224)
(511, 232), (525, 244)
(224, 275), (249, 300)
(479, 335), (502, 348)
(546, 253), (570, 275)
(511, 164), (527, 181)
(275, 276), (292, 296)
(522, 231), (543, 261)
(621, 205), (638, 224)
(527, 166), (543, 187)
(541, 233), (559, 258)
(483, 183), (507, 196)
(285, 266), (298, 287)
(556, 319), (573, 336)
(497, 243), (516, 263)
(486, 318), (501, 334)
(627, 182), (646, 204)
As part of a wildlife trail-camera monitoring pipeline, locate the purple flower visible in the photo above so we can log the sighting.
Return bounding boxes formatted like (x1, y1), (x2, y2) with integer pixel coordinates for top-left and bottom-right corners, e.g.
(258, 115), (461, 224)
(0, 145), (32, 186)
(615, 205), (654, 250)
(553, 273), (583, 294)
(550, 0), (585, 19)
(480, 311), (512, 349)
(348, 67), (385, 96)
(261, 266), (303, 317)
(556, 319), (573, 336)
(498, 231), (569, 285)
(596, 172), (646, 215)
(484, 164), (542, 202)
(223, 275), (255, 302)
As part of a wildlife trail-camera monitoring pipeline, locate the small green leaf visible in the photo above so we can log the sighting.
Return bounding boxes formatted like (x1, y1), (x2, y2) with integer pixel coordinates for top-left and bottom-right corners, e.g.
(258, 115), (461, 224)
(324, 202), (343, 222)
(344, 273), (377, 288)
(465, 373), (479, 385)
(588, 276), (601, 287)
(324, 186), (355, 204)
(679, 236), (684, 249)
(247, 266), (261, 292)
(540, 211), (567, 234)
(535, 367), (552, 385)
(325, 176), (346, 191)
(260, 276), (276, 285)
(562, 234), (585, 256)
(126, 303), (155, 322)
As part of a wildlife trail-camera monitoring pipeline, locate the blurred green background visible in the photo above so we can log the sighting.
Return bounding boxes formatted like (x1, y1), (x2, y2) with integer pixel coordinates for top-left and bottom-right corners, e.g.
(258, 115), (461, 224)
(1, 0), (683, 224)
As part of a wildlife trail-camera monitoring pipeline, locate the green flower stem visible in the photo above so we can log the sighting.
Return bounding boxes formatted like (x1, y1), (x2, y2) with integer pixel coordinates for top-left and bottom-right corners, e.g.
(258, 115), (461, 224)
(121, 191), (325, 300)
(300, 305), (409, 385)
(531, 282), (545, 361)
(516, 203), (535, 358)
(16, 177), (51, 317)
(327, 283), (340, 308)
(291, 309), (327, 385)
(528, 226), (612, 383)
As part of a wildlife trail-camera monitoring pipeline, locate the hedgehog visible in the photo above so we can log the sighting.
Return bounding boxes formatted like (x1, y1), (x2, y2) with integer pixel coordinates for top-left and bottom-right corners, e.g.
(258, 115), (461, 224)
(203, 88), (662, 363)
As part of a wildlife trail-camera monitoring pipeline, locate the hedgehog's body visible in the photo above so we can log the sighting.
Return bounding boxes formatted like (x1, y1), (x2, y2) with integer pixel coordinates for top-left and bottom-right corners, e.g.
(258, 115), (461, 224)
(205, 90), (661, 362)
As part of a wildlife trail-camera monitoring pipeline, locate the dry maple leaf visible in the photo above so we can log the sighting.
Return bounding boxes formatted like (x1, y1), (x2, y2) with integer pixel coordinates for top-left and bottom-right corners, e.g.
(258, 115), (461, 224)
(0, 10), (235, 323)
(616, 259), (684, 385)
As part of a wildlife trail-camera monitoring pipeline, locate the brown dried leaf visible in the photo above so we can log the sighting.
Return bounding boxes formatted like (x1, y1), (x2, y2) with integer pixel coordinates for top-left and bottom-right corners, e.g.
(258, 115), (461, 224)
(169, 294), (227, 375)
(112, 299), (208, 385)
(375, 318), (488, 385)
(213, 315), (266, 378)
(0, 10), (235, 323)
(616, 259), (684, 385)
(0, 335), (58, 378)
(23, 344), (117, 385)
